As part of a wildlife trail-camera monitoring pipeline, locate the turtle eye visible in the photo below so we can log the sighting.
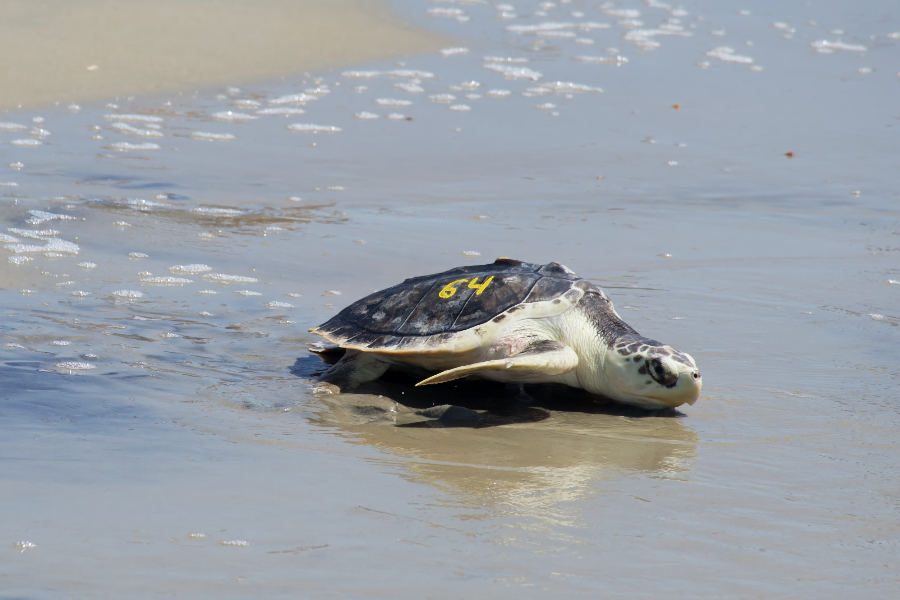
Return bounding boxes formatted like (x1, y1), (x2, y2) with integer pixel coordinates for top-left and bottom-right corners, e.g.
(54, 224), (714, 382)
(647, 357), (678, 387)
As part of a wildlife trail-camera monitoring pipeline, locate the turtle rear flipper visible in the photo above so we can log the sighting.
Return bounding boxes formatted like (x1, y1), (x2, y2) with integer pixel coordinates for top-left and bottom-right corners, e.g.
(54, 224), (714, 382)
(416, 341), (578, 386)
(314, 350), (390, 393)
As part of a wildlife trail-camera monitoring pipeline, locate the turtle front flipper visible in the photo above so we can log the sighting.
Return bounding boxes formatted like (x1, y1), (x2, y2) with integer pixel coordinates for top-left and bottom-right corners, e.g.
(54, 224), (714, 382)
(314, 349), (390, 394)
(415, 341), (579, 386)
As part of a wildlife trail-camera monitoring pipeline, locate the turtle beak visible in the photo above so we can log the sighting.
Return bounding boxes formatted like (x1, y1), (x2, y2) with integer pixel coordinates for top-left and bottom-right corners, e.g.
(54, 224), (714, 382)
(685, 370), (702, 405)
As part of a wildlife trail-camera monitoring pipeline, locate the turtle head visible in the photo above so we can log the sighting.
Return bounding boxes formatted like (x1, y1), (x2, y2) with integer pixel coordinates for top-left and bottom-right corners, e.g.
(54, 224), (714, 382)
(603, 334), (702, 409)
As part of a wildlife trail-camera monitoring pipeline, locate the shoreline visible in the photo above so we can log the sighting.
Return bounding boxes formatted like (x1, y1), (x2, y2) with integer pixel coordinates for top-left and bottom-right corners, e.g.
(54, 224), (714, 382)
(1, 0), (452, 112)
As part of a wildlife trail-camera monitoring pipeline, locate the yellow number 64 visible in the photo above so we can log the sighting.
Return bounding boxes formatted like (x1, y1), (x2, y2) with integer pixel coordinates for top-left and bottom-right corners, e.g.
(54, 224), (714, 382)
(439, 276), (494, 299)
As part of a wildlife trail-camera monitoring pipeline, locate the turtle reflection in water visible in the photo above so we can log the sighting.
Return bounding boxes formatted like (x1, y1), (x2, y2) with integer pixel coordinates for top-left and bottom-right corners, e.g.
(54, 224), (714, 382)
(309, 258), (702, 409)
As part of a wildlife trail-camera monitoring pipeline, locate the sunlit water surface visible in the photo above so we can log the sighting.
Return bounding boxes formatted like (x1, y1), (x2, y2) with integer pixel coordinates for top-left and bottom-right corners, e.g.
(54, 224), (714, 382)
(2, 0), (898, 597)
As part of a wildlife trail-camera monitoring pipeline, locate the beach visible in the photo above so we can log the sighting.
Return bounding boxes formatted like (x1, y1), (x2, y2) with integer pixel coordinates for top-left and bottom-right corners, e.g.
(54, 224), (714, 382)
(1, 0), (898, 597)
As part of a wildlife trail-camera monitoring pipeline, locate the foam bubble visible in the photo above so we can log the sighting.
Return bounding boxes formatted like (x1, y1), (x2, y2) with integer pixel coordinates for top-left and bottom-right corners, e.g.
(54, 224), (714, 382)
(574, 55), (629, 65)
(387, 69), (434, 79)
(256, 107), (305, 116)
(528, 81), (602, 93)
(462, 250), (481, 256)
(771, 22), (796, 34)
(233, 99), (261, 108)
(268, 93), (317, 105)
(428, 7), (465, 17)
(393, 82), (425, 93)
(603, 8), (641, 18)
(122, 198), (170, 210)
(8, 256), (32, 265)
(483, 56), (530, 63)
(449, 104), (472, 111)
(440, 47), (469, 56)
(0, 122), (28, 131)
(354, 112), (379, 120)
(141, 276), (193, 284)
(192, 207), (245, 216)
(111, 290), (144, 298)
(160, 333), (181, 338)
(5, 238), (80, 254)
(170, 264), (212, 274)
(287, 124), (342, 133)
(212, 111), (258, 122)
(111, 122), (163, 137)
(77, 262), (98, 269)
(103, 114), (163, 123)
(483, 64), (543, 80)
(191, 132), (235, 142)
(429, 94), (456, 103)
(0, 234), (18, 243)
(706, 47), (754, 64)
(0, 181), (18, 187)
(128, 252), (149, 259)
(265, 301), (293, 309)
(387, 113), (407, 120)
(219, 540), (249, 547)
(508, 22), (574, 33)
(811, 40), (868, 53)
(10, 139), (42, 147)
(198, 290), (218, 295)
(50, 340), (71, 346)
(56, 362), (96, 370)
(14, 541), (37, 553)
(375, 98), (413, 107)
(538, 30), (577, 38)
(342, 70), (381, 79)
(235, 290), (262, 296)
(26, 210), (77, 225)
(71, 291), (91, 297)
(109, 142), (160, 151)
(202, 274), (259, 284)
(486, 89), (512, 97)
(623, 25), (691, 49)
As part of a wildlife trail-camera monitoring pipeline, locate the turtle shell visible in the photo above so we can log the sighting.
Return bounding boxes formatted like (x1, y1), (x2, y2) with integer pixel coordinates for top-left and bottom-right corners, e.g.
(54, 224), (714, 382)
(311, 258), (603, 354)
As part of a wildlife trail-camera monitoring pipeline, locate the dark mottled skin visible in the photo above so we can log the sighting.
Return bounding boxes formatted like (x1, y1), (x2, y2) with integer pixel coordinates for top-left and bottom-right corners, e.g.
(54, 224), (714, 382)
(577, 292), (637, 347)
(315, 259), (588, 341)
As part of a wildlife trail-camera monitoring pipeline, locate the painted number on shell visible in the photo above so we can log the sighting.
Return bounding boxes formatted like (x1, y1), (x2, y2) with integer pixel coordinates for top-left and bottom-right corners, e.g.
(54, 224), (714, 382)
(439, 276), (494, 298)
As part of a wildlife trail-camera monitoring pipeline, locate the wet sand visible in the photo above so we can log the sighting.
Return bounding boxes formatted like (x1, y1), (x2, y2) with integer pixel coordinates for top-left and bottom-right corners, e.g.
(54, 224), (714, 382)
(0, 0), (450, 111)
(2, 0), (899, 597)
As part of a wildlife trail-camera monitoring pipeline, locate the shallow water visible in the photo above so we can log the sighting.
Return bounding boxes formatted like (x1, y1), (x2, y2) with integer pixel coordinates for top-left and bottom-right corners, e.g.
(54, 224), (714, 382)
(2, 0), (899, 597)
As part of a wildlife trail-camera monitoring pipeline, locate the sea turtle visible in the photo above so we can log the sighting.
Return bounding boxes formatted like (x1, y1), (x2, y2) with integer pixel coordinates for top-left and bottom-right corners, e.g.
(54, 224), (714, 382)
(309, 258), (702, 409)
